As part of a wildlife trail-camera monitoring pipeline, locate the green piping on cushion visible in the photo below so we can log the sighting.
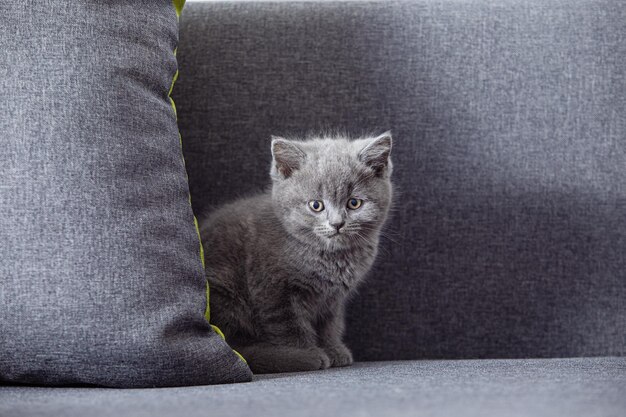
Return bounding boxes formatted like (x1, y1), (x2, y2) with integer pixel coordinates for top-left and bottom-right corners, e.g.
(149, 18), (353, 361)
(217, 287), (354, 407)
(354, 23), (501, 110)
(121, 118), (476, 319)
(205, 281), (246, 363)
(170, 0), (246, 364)
(173, 0), (185, 17)
(205, 283), (225, 339)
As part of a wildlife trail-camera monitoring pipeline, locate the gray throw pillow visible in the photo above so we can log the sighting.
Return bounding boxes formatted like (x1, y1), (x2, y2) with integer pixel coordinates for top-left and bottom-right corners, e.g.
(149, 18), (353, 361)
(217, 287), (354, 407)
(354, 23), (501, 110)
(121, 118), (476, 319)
(0, 0), (252, 387)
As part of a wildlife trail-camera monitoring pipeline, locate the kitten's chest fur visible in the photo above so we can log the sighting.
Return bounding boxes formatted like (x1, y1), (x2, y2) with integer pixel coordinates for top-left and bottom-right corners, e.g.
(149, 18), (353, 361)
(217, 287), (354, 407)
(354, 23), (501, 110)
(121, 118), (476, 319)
(258, 231), (377, 323)
(283, 242), (376, 293)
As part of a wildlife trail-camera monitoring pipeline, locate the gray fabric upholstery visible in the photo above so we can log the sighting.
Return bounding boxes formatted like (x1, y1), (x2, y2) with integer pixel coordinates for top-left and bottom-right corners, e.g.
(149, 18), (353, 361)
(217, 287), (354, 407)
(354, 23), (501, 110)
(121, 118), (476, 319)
(0, 0), (251, 387)
(173, 0), (626, 361)
(1, 358), (624, 417)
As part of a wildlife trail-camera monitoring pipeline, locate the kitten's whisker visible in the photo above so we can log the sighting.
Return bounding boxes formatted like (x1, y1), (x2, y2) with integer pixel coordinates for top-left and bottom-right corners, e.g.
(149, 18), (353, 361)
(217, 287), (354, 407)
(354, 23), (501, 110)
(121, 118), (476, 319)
(353, 233), (392, 256)
(351, 224), (400, 243)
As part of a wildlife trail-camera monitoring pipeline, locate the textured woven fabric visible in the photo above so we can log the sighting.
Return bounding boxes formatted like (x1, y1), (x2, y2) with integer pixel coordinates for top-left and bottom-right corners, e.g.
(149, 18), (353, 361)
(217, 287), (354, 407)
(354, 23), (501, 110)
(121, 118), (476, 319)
(0, 0), (251, 387)
(1, 358), (624, 417)
(173, 0), (626, 360)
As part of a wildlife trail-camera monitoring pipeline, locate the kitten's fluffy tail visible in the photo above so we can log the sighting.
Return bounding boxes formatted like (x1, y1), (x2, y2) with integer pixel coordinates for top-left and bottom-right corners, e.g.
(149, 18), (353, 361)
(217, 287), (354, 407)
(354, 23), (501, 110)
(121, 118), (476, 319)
(235, 343), (330, 374)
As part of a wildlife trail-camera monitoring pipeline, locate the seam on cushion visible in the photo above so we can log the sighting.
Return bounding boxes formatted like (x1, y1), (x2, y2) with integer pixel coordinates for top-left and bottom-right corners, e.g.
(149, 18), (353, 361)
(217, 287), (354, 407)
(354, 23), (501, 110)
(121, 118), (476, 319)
(170, 0), (247, 365)
(168, 59), (204, 269)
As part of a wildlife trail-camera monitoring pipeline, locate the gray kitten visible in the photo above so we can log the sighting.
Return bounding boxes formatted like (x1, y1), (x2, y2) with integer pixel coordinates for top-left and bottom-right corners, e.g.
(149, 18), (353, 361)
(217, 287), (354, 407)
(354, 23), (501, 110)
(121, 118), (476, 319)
(199, 132), (393, 373)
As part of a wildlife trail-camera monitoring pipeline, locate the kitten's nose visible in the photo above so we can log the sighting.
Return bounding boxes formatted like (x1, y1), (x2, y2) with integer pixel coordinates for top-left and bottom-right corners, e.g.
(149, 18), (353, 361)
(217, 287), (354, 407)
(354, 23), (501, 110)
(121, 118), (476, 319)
(330, 220), (345, 232)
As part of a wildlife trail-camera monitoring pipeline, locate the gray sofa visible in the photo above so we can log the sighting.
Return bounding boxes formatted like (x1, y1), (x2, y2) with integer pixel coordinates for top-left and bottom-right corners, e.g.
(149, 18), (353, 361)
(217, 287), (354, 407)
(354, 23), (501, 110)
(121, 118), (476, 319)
(1, 1), (624, 416)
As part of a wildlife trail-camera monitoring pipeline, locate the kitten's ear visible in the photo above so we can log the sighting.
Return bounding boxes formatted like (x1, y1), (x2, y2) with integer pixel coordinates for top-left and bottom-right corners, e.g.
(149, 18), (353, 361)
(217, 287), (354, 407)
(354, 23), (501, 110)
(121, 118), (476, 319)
(271, 136), (306, 179)
(359, 131), (392, 176)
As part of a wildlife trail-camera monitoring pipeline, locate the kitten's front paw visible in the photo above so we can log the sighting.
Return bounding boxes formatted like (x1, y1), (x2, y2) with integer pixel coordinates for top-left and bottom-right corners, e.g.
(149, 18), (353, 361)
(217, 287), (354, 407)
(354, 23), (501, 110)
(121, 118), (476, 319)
(324, 344), (353, 367)
(309, 347), (332, 370)
(276, 346), (331, 372)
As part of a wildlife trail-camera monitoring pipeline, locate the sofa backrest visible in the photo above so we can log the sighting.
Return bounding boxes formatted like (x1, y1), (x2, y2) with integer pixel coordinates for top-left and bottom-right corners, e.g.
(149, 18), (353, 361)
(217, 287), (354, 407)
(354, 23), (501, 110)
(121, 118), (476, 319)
(173, 0), (625, 360)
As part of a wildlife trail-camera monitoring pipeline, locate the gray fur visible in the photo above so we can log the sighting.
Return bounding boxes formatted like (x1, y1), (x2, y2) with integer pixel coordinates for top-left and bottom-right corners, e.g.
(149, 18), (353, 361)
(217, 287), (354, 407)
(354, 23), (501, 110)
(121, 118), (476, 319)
(199, 133), (393, 373)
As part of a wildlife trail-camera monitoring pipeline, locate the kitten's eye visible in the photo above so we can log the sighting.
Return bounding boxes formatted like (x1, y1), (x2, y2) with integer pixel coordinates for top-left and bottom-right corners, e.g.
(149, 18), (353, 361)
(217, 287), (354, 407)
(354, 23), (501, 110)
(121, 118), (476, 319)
(347, 198), (363, 210)
(308, 200), (325, 212)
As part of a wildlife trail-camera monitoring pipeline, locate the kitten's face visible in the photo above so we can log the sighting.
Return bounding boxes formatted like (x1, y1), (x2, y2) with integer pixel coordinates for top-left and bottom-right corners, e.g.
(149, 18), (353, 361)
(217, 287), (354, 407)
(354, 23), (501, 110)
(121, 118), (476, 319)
(270, 134), (393, 251)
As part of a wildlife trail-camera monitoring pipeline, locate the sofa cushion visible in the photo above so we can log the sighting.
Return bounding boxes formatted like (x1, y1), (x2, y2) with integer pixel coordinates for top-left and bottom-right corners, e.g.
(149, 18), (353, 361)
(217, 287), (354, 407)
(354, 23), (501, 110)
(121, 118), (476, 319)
(0, 0), (251, 387)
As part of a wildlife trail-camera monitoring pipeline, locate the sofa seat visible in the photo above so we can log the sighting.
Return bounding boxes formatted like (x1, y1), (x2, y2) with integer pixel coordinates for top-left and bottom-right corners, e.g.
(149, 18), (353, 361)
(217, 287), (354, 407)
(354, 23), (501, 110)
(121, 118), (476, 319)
(1, 357), (624, 417)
